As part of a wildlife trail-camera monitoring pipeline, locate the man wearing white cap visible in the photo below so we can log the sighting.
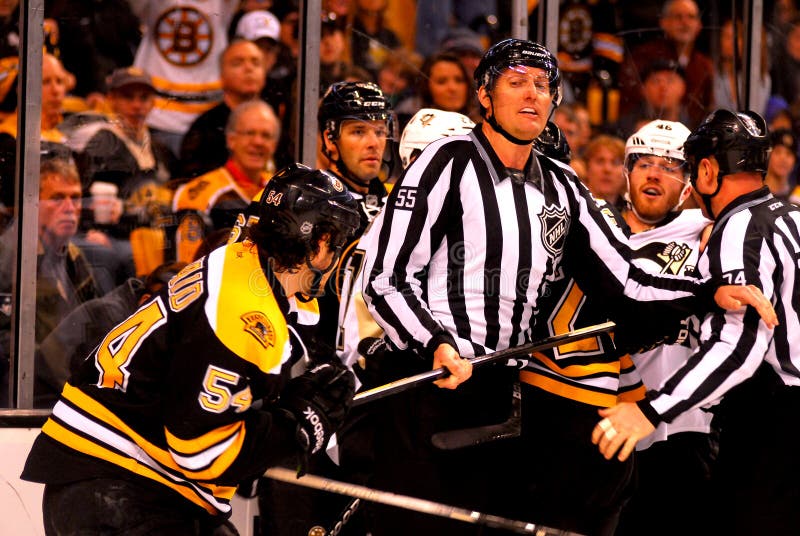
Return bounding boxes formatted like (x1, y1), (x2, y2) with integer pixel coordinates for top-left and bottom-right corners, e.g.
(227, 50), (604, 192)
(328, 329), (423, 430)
(235, 10), (282, 75)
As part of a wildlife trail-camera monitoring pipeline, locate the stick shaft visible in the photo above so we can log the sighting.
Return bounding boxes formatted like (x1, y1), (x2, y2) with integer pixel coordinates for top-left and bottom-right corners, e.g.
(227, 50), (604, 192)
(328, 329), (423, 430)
(353, 321), (615, 405)
(264, 467), (580, 535)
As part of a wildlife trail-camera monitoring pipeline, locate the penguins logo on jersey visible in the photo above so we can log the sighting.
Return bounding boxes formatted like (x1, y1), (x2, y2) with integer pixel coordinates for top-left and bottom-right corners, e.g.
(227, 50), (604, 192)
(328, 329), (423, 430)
(241, 312), (276, 348)
(634, 241), (694, 275)
(539, 205), (569, 257)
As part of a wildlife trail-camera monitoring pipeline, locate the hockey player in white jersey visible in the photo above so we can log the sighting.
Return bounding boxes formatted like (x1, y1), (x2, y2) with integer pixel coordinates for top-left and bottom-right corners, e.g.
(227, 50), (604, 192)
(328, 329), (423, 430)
(614, 119), (716, 536)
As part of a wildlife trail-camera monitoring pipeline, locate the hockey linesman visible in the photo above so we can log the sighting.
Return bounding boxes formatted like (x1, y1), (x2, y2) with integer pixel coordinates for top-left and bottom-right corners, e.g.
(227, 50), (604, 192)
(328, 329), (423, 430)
(362, 40), (777, 536)
(593, 109), (798, 536)
(613, 119), (716, 536)
(21, 164), (359, 535)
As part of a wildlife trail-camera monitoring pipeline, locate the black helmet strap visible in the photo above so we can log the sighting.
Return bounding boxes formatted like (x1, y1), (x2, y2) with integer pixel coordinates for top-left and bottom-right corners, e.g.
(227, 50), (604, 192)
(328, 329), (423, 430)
(295, 244), (343, 302)
(691, 159), (724, 220)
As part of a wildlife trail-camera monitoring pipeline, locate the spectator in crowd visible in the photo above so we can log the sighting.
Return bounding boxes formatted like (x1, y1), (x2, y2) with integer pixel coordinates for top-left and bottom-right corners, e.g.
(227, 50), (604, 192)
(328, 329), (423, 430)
(0, 0), (20, 58)
(172, 99), (279, 263)
(765, 128), (798, 200)
(227, 0), (277, 41)
(394, 51), (479, 131)
(414, 0), (497, 58)
(714, 18), (771, 117)
(617, 59), (691, 137)
(439, 26), (486, 80)
(45, 0), (142, 104)
(233, 9), (296, 172)
(21, 164), (359, 535)
(36, 261), (186, 411)
(376, 49), (422, 107)
(319, 12), (353, 94)
(234, 9), (283, 84)
(0, 53), (70, 208)
(129, 0), (238, 158)
(619, 0), (713, 127)
(348, 0), (402, 77)
(0, 157), (102, 407)
(69, 67), (174, 205)
(592, 109), (795, 536)
(771, 14), (800, 108)
(614, 120), (716, 536)
(179, 39), (267, 179)
(553, 102), (592, 178)
(582, 134), (627, 212)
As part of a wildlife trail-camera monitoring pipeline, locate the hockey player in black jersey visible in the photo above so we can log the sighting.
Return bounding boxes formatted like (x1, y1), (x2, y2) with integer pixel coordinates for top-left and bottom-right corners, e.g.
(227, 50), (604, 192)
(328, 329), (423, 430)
(21, 163), (359, 535)
(593, 109), (799, 535)
(362, 39), (777, 536)
(257, 81), (396, 536)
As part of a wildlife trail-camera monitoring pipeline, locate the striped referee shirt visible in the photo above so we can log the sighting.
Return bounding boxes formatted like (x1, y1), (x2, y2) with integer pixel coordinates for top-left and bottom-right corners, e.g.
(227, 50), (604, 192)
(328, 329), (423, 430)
(640, 187), (800, 425)
(363, 126), (703, 359)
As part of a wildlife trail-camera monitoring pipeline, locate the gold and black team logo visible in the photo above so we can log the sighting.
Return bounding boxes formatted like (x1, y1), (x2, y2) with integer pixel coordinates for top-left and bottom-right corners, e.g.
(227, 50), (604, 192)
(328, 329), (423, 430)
(155, 7), (214, 66)
(241, 311), (276, 348)
(331, 178), (344, 192)
(539, 205), (569, 258)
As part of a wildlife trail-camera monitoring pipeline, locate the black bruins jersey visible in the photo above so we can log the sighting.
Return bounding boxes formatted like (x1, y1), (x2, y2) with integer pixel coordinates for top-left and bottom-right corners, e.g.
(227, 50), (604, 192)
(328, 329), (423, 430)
(22, 241), (315, 515)
(524, 202), (645, 407)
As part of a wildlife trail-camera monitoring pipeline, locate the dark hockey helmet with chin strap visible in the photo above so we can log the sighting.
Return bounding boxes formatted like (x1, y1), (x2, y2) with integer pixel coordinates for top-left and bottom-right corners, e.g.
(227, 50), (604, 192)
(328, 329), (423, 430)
(318, 81), (394, 140)
(533, 120), (572, 164)
(683, 109), (771, 179)
(255, 163), (360, 256)
(474, 38), (562, 106)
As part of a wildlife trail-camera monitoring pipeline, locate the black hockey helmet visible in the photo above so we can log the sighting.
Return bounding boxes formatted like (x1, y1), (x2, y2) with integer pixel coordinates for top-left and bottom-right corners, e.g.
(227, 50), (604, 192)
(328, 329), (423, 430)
(533, 121), (571, 164)
(473, 38), (562, 106)
(683, 109), (771, 179)
(318, 81), (393, 139)
(256, 163), (360, 255)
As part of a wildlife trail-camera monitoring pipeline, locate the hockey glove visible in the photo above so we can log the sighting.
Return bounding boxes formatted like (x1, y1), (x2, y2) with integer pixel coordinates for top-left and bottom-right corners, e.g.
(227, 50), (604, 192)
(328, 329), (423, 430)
(279, 362), (355, 476)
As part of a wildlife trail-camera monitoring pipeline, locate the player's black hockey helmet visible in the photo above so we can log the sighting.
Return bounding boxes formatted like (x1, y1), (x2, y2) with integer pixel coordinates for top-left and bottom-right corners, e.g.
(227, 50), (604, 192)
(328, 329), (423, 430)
(318, 81), (393, 139)
(474, 38), (562, 106)
(533, 121), (571, 163)
(257, 163), (360, 251)
(683, 109), (771, 179)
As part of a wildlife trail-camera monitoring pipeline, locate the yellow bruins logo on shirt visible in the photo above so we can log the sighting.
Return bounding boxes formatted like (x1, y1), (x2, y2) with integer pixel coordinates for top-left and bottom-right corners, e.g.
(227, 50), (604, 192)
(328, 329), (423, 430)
(241, 311), (276, 348)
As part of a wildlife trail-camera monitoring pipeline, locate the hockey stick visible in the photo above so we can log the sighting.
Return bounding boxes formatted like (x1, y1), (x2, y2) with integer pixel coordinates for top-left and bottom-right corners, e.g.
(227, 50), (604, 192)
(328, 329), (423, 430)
(352, 321), (616, 406)
(265, 466), (584, 535)
(431, 381), (522, 450)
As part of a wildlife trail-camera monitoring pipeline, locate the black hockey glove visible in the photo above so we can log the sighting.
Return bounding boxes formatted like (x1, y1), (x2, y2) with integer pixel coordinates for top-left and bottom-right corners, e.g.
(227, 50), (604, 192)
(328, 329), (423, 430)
(279, 362), (355, 476)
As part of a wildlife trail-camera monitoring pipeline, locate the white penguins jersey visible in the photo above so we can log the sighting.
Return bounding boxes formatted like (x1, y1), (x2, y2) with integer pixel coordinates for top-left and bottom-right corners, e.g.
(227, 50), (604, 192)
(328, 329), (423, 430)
(628, 208), (713, 449)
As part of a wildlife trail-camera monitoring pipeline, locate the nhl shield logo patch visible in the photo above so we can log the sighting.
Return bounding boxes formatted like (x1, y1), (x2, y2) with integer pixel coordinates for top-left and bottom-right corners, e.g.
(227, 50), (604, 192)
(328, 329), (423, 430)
(241, 311), (276, 348)
(539, 205), (569, 257)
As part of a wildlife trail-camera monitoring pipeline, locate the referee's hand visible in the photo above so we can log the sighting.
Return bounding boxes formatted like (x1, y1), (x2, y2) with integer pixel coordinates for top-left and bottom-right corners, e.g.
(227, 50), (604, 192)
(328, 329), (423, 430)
(591, 403), (655, 462)
(433, 343), (472, 390)
(715, 284), (778, 329)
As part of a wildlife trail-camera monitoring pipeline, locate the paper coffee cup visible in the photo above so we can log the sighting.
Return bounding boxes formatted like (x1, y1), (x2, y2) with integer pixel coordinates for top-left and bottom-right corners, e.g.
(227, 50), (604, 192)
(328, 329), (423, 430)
(89, 181), (119, 225)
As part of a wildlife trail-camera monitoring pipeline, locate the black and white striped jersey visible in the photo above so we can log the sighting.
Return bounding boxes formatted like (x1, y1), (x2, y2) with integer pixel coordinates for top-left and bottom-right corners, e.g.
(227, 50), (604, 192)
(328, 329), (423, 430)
(362, 126), (704, 360)
(640, 188), (800, 425)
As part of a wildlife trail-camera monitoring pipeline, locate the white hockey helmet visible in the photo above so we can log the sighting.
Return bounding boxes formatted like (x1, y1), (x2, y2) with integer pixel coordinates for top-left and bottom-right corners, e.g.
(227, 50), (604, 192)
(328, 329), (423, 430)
(624, 120), (693, 219)
(624, 119), (691, 171)
(399, 108), (475, 168)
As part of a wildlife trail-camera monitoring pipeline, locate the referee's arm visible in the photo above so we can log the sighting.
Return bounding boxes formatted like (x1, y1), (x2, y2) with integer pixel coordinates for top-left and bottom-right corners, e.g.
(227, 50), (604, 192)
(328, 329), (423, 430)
(362, 152), (457, 358)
